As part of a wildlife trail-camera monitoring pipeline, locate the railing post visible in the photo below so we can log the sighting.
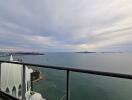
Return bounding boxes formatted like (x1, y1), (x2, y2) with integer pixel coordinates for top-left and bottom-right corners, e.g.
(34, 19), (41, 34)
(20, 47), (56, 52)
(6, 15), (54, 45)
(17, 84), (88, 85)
(31, 73), (33, 91)
(0, 62), (1, 90)
(21, 64), (26, 100)
(66, 70), (70, 100)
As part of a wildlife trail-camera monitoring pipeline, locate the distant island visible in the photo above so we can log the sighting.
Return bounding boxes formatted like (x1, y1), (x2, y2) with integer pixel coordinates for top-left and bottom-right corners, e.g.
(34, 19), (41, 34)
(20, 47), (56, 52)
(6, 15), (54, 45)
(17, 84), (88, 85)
(76, 51), (96, 53)
(76, 51), (123, 53)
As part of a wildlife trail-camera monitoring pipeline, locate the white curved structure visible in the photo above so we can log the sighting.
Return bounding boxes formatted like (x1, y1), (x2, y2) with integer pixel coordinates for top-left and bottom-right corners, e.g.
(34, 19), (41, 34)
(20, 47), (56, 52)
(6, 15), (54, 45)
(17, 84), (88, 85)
(0, 55), (46, 100)
(26, 91), (45, 100)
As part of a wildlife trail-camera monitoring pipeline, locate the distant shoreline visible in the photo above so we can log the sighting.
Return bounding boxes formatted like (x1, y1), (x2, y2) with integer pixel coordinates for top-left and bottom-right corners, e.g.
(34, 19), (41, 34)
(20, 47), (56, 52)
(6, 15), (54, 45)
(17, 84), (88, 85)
(76, 51), (96, 53)
(14, 52), (45, 55)
(0, 52), (45, 56)
(76, 51), (123, 54)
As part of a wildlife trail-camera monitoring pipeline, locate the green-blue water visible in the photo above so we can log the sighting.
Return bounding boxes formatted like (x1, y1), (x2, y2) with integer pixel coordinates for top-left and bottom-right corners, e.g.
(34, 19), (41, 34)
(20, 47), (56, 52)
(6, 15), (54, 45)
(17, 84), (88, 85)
(1, 52), (132, 100)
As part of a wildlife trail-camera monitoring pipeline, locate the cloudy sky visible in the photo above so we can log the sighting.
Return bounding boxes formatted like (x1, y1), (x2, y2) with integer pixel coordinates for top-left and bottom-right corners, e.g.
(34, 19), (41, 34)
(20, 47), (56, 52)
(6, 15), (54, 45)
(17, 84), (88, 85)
(0, 0), (132, 52)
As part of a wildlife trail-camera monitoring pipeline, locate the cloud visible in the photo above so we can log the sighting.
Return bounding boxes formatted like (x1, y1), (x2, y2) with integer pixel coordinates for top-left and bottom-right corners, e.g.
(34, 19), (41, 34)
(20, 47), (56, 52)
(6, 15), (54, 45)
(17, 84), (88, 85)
(0, 0), (132, 52)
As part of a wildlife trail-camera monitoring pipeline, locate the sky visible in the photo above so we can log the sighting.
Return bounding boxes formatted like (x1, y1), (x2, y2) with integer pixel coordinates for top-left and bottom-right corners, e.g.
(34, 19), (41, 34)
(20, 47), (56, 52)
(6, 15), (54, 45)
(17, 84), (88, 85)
(0, 0), (132, 52)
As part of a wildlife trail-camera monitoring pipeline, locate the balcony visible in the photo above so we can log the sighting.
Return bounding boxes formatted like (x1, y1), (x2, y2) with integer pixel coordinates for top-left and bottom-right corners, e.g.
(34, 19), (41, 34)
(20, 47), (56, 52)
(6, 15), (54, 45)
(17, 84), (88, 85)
(0, 60), (132, 100)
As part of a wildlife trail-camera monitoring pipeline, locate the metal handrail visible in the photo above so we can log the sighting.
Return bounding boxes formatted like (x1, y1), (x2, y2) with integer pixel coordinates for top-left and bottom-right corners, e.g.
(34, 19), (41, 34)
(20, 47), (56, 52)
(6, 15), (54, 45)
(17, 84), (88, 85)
(0, 60), (132, 100)
(0, 90), (20, 100)
(0, 60), (132, 79)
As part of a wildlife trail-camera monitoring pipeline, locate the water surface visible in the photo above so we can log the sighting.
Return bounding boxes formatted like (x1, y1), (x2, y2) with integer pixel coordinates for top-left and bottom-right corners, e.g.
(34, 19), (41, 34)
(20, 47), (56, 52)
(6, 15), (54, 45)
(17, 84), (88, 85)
(1, 52), (132, 100)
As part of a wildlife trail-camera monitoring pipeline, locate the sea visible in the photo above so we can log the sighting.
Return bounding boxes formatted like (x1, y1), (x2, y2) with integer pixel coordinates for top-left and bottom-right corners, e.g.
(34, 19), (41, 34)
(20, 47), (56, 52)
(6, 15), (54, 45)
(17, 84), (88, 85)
(1, 52), (132, 100)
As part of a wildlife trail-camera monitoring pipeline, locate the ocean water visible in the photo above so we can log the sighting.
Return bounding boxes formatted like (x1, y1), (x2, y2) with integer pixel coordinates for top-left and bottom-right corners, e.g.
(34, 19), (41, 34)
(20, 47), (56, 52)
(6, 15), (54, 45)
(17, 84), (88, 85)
(1, 52), (132, 100)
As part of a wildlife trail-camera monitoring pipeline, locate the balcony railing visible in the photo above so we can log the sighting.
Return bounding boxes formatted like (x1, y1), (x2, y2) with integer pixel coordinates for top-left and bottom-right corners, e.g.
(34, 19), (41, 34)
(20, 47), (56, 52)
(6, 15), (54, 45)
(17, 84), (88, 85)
(0, 60), (132, 100)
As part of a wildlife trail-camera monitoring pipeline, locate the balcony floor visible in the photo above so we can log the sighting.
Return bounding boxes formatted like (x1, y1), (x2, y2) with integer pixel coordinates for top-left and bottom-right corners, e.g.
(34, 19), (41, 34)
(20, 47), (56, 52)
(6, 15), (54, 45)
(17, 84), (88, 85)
(0, 97), (5, 100)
